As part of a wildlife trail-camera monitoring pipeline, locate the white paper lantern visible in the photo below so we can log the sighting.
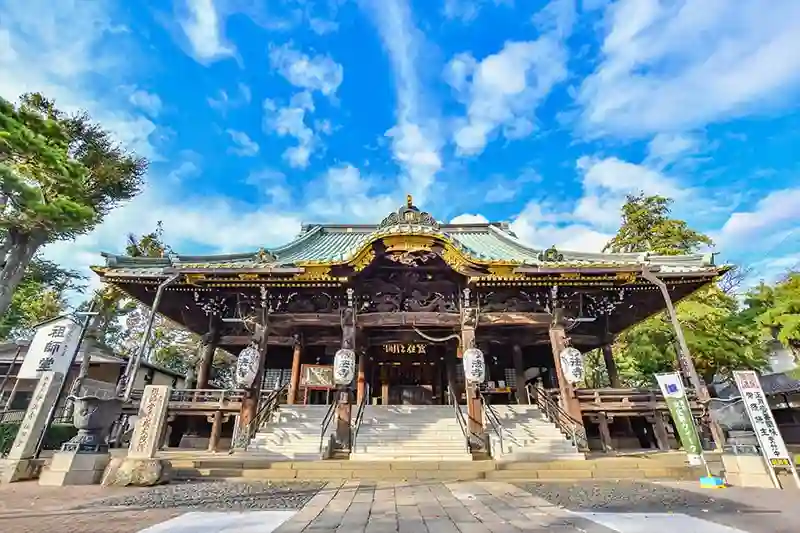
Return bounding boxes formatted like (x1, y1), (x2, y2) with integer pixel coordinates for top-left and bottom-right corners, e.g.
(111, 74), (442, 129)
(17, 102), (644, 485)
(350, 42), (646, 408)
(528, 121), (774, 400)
(236, 346), (260, 388)
(559, 347), (584, 384)
(462, 347), (486, 384)
(333, 348), (356, 385)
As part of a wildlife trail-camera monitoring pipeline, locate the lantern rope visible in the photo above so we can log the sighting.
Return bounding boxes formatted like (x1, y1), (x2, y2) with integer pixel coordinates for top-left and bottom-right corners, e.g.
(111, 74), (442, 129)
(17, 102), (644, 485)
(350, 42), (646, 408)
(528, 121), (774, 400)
(412, 327), (461, 343)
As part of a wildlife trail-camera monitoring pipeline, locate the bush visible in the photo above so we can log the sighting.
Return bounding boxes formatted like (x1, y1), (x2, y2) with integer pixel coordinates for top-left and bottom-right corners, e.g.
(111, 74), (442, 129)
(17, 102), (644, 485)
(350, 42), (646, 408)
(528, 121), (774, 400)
(0, 423), (77, 457)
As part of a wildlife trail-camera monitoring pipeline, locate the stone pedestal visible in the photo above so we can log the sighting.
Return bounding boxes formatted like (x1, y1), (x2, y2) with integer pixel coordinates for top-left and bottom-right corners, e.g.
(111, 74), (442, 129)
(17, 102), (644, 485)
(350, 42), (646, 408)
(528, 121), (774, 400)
(722, 453), (775, 488)
(39, 452), (110, 486)
(0, 372), (63, 484)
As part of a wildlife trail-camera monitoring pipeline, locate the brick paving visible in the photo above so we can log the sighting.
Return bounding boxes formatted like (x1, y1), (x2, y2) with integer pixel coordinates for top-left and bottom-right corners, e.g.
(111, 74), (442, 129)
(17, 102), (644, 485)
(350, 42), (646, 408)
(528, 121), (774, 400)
(2, 479), (799, 532)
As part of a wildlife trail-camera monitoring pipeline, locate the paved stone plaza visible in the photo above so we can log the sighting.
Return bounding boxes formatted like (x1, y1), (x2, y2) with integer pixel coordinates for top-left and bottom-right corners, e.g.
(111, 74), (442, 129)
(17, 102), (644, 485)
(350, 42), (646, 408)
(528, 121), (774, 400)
(0, 480), (798, 532)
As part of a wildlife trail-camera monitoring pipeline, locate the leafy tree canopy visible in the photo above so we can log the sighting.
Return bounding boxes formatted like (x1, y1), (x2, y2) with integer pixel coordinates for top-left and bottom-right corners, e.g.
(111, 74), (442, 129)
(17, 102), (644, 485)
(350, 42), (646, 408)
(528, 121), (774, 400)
(603, 193), (713, 255)
(606, 193), (766, 387)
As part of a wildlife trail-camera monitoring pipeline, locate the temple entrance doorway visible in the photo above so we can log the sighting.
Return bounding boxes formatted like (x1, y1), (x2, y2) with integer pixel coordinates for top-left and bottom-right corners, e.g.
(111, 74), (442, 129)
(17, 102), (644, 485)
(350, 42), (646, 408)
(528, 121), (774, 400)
(366, 342), (449, 405)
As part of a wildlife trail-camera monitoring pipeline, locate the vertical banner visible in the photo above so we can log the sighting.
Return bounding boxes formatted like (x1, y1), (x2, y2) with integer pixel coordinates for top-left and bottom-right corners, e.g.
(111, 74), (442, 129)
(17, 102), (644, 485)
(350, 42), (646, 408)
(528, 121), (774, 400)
(733, 370), (800, 488)
(656, 372), (704, 466)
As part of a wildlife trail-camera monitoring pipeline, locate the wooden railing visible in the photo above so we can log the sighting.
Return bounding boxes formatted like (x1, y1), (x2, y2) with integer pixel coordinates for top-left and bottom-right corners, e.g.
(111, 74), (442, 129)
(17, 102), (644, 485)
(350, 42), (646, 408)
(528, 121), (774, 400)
(574, 387), (702, 413)
(526, 383), (589, 451)
(124, 388), (279, 414)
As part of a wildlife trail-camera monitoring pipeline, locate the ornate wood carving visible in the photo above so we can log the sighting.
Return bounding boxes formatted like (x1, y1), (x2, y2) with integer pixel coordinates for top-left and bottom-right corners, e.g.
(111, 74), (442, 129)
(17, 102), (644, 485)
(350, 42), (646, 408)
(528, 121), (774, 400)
(357, 270), (458, 313)
(270, 291), (342, 313)
(478, 289), (547, 312)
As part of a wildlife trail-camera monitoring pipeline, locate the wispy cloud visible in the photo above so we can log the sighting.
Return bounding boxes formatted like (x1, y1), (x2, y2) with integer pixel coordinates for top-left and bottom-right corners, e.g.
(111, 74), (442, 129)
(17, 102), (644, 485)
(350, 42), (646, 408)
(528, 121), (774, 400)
(176, 0), (235, 64)
(360, 0), (443, 202)
(128, 89), (163, 117)
(443, 0), (513, 23)
(263, 91), (317, 168)
(269, 43), (344, 97)
(226, 129), (259, 157)
(445, 0), (574, 156)
(208, 83), (251, 114)
(577, 0), (800, 139)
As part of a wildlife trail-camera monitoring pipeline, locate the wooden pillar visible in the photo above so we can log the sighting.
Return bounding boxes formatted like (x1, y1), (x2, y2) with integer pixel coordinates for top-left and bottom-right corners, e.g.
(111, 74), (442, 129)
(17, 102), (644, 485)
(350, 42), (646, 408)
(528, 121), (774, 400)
(235, 300), (269, 448)
(207, 411), (223, 452)
(602, 344), (621, 388)
(461, 307), (484, 436)
(549, 308), (583, 424)
(596, 413), (614, 453)
(196, 323), (220, 390)
(511, 344), (529, 404)
(651, 412), (671, 451)
(335, 305), (356, 448)
(356, 349), (367, 406)
(288, 335), (302, 404)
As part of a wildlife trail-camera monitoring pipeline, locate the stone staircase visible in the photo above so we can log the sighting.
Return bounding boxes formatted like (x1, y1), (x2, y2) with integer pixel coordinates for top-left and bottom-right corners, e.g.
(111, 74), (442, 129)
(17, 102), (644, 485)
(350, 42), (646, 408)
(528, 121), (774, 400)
(485, 404), (584, 461)
(249, 405), (334, 460)
(350, 405), (472, 461)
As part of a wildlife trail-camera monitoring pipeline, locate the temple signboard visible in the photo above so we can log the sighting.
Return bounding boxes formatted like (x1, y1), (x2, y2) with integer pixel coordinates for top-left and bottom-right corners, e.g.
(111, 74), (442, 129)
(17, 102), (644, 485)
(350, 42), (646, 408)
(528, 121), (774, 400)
(301, 365), (334, 388)
(383, 343), (428, 355)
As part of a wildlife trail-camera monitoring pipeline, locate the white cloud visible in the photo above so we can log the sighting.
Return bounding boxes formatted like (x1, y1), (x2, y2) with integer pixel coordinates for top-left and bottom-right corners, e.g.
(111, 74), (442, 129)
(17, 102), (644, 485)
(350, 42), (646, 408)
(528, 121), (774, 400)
(208, 83), (251, 114)
(177, 0), (235, 64)
(716, 188), (800, 249)
(263, 91), (318, 169)
(360, 0), (443, 203)
(450, 213), (489, 224)
(510, 201), (612, 252)
(443, 0), (513, 23)
(446, 0), (573, 155)
(269, 43), (343, 96)
(309, 18), (339, 35)
(226, 129), (260, 157)
(0, 1), (161, 159)
(128, 89), (162, 117)
(577, 0), (800, 138)
(645, 132), (702, 168)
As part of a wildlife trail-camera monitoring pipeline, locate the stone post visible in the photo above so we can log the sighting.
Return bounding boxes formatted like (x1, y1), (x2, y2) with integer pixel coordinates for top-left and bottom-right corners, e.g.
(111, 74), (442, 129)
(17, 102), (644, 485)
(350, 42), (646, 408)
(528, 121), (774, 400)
(102, 385), (172, 486)
(0, 372), (63, 483)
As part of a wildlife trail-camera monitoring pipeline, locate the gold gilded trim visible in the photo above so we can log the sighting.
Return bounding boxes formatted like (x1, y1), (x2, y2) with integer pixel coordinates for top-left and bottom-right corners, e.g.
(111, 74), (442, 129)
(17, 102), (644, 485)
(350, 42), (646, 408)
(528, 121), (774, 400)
(292, 264), (334, 281)
(184, 273), (208, 285)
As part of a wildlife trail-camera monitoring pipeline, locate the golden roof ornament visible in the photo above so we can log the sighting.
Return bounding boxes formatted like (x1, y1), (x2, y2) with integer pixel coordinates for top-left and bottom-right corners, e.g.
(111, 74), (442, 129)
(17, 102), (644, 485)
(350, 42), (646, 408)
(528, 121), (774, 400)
(377, 195), (439, 230)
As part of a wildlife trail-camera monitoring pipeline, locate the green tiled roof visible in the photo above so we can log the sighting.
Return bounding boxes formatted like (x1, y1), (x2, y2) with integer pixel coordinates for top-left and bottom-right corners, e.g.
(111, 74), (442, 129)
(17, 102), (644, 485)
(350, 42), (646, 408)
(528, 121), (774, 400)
(98, 218), (720, 277)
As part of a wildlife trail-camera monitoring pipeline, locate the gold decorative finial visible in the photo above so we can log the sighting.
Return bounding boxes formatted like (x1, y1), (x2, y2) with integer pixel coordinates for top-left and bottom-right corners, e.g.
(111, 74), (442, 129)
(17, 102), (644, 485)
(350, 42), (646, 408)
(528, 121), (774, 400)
(406, 194), (413, 208)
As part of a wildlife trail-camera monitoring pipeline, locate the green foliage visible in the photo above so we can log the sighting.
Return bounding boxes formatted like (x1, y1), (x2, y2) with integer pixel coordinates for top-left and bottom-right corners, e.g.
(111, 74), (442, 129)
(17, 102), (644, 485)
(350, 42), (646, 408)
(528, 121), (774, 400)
(0, 92), (147, 319)
(607, 194), (766, 387)
(0, 258), (85, 340)
(616, 287), (767, 386)
(603, 193), (714, 255)
(751, 272), (800, 350)
(0, 422), (77, 457)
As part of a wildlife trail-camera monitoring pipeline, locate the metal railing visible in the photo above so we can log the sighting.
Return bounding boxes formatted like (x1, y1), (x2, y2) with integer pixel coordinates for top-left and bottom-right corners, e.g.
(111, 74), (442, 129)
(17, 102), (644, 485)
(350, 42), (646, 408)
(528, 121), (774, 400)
(245, 383), (289, 444)
(526, 382), (588, 451)
(447, 386), (471, 453)
(479, 390), (504, 454)
(319, 396), (338, 455)
(351, 383), (371, 452)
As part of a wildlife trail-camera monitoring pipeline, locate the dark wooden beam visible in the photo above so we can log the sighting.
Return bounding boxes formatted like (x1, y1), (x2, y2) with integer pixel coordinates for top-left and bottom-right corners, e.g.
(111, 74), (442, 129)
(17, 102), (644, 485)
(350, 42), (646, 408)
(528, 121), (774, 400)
(479, 312), (551, 326)
(218, 334), (341, 347)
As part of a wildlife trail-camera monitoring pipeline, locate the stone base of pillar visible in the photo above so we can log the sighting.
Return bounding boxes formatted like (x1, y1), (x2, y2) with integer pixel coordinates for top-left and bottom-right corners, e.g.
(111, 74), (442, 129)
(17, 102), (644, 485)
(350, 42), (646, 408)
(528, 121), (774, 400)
(38, 451), (110, 486)
(0, 458), (46, 483)
(101, 456), (172, 487)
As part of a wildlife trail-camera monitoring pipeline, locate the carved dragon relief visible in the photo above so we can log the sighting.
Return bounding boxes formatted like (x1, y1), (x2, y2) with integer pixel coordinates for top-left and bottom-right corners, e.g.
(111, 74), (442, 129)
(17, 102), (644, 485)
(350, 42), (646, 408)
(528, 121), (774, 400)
(270, 291), (342, 313)
(358, 270), (458, 313)
(477, 289), (547, 313)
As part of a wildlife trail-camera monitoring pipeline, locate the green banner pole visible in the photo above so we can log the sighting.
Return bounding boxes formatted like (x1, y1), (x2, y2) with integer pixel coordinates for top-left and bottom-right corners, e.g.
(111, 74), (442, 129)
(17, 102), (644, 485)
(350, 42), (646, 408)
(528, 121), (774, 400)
(656, 372), (709, 474)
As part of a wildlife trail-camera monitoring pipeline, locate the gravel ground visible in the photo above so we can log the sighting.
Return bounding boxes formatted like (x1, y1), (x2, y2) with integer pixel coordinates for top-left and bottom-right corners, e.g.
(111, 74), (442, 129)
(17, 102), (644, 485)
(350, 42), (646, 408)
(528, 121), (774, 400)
(517, 481), (755, 514)
(78, 480), (325, 511)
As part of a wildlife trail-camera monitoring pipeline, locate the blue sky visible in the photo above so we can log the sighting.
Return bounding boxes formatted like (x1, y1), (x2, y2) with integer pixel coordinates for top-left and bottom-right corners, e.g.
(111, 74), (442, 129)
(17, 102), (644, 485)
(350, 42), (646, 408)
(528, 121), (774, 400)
(1, 0), (799, 294)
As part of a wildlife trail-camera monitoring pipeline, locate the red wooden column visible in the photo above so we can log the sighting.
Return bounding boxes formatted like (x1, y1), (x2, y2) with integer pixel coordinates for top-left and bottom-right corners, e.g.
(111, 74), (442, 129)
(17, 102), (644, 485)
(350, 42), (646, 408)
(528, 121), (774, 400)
(235, 296), (269, 448)
(356, 348), (367, 406)
(287, 335), (302, 404)
(549, 308), (583, 423)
